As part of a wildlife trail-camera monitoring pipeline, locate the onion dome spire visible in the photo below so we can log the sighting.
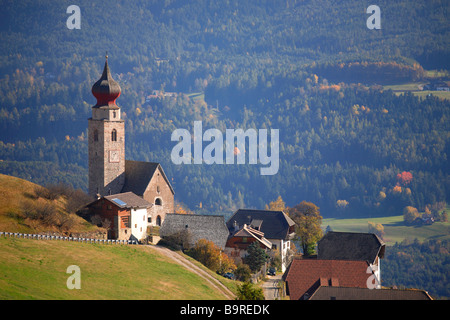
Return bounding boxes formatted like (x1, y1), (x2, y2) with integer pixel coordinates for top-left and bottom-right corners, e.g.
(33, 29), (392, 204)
(92, 52), (121, 107)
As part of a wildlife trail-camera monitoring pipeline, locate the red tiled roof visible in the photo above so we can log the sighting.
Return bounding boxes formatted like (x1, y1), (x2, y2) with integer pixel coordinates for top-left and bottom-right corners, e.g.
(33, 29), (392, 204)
(283, 259), (371, 300)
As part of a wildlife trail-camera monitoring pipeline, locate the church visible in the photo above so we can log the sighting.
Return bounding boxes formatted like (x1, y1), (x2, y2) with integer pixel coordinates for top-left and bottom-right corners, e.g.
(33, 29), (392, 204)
(86, 56), (174, 241)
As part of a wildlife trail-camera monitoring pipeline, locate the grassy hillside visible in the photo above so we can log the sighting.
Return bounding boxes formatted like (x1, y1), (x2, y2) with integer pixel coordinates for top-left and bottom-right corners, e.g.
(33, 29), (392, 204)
(0, 173), (98, 235)
(323, 214), (450, 245)
(0, 237), (230, 300)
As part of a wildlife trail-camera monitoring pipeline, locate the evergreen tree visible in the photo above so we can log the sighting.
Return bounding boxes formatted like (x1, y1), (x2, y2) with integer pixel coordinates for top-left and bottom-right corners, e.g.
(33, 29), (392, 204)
(244, 242), (269, 272)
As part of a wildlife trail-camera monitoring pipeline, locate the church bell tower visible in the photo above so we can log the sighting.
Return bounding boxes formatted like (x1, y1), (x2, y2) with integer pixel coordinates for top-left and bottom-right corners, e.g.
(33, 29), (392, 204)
(88, 55), (125, 197)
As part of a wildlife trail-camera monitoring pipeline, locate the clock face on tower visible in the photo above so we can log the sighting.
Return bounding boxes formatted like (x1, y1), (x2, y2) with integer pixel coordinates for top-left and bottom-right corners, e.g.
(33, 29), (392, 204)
(109, 150), (120, 163)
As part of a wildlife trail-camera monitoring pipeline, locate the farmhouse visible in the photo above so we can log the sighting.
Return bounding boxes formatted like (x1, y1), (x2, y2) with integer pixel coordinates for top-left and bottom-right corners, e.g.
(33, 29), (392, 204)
(282, 258), (372, 300)
(226, 209), (295, 272)
(224, 223), (272, 262)
(317, 231), (385, 287)
(87, 192), (151, 241)
(282, 231), (389, 299)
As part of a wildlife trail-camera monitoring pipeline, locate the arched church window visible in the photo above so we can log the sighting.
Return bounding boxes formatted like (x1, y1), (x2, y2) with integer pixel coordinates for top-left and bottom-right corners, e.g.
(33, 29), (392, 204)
(155, 198), (162, 206)
(94, 129), (98, 141)
(111, 129), (117, 141)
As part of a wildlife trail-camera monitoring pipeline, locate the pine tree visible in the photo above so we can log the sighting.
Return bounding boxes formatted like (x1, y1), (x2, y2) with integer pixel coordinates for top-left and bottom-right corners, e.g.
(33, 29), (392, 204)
(244, 242), (269, 272)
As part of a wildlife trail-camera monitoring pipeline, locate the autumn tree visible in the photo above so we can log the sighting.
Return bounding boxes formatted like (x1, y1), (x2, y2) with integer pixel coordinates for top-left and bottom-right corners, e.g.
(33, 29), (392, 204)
(218, 252), (237, 275)
(397, 171), (413, 186)
(265, 195), (286, 212)
(403, 206), (420, 225)
(288, 201), (323, 256)
(174, 202), (194, 214)
(336, 199), (349, 210)
(188, 239), (236, 274)
(368, 221), (385, 240)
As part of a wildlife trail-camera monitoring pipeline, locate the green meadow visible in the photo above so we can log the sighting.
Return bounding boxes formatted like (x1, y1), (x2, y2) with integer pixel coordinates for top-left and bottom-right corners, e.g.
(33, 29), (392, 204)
(323, 215), (450, 245)
(0, 237), (229, 300)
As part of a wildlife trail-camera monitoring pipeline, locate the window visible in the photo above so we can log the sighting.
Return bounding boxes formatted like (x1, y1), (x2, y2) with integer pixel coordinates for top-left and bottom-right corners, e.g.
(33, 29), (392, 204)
(94, 129), (98, 141)
(155, 198), (162, 206)
(113, 111), (116, 118)
(111, 129), (117, 141)
(157, 185), (160, 193)
(148, 217), (152, 223)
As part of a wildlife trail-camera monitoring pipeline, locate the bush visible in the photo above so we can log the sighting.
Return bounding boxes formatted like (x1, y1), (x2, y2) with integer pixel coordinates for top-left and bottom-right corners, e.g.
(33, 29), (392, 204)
(60, 213), (78, 230)
(21, 199), (61, 225)
(65, 188), (93, 213)
(187, 239), (236, 274)
(234, 264), (252, 282)
(236, 282), (265, 300)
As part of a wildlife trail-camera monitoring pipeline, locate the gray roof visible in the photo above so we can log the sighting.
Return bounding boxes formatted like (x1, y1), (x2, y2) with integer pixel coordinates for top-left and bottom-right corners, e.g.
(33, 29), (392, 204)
(309, 286), (432, 300)
(317, 232), (385, 264)
(160, 214), (229, 249)
(121, 160), (174, 196)
(104, 191), (151, 209)
(226, 209), (295, 240)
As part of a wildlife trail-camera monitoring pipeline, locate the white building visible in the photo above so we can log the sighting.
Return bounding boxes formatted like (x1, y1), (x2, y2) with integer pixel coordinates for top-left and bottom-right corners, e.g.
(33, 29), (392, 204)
(226, 209), (296, 272)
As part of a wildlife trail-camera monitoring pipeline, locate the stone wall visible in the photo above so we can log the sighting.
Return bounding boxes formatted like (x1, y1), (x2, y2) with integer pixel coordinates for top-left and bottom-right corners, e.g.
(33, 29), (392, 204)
(144, 166), (174, 226)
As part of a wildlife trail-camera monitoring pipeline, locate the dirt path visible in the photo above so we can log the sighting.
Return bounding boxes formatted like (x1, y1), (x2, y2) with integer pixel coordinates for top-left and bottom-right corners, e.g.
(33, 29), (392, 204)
(149, 245), (236, 300)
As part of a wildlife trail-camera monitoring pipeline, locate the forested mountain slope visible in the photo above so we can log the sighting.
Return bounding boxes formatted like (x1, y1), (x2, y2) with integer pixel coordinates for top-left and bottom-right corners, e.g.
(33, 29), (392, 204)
(0, 0), (448, 217)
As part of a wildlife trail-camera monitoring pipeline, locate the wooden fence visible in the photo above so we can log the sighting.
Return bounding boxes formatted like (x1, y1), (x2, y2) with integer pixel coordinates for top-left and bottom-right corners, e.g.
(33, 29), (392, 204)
(0, 231), (138, 245)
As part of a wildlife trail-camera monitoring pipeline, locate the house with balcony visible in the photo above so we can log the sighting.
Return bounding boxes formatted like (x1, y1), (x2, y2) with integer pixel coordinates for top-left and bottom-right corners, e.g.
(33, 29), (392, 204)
(226, 209), (296, 272)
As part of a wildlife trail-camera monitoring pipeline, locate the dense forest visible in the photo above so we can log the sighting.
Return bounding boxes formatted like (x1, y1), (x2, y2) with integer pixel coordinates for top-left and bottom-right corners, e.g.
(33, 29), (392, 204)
(383, 239), (450, 300)
(0, 0), (449, 218)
